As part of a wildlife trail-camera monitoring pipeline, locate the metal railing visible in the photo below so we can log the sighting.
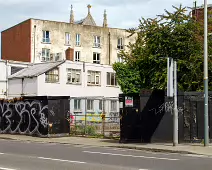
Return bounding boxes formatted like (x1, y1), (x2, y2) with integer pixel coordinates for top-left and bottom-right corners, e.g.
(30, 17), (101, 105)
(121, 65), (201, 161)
(69, 113), (120, 138)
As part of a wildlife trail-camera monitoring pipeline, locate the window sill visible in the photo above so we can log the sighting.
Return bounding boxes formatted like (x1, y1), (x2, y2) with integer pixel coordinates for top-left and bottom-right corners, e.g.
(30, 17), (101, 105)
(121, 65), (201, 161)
(64, 44), (71, 46)
(93, 46), (101, 49)
(75, 45), (81, 47)
(42, 42), (51, 44)
(106, 85), (119, 88)
(110, 111), (118, 113)
(87, 84), (101, 87)
(45, 81), (60, 84)
(66, 83), (82, 85)
(86, 110), (95, 113)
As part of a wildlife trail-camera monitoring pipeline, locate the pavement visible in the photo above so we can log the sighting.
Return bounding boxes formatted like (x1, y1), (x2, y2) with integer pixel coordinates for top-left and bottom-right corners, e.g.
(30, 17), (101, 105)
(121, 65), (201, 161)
(0, 134), (212, 156)
(1, 139), (212, 170)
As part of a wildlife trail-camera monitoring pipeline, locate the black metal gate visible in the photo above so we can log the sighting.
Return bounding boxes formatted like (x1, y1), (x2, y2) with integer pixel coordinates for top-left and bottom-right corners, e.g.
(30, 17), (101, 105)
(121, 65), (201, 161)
(120, 91), (212, 143)
(119, 90), (166, 143)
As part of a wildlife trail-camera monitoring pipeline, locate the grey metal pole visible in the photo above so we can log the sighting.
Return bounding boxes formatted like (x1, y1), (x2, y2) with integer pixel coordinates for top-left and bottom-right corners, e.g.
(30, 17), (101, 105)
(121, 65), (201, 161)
(167, 57), (174, 97)
(173, 60), (178, 146)
(204, 0), (209, 146)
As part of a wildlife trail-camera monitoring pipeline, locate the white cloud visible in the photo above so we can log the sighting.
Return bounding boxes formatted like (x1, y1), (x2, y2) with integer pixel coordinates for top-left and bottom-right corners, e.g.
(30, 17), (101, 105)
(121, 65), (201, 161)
(0, 0), (211, 57)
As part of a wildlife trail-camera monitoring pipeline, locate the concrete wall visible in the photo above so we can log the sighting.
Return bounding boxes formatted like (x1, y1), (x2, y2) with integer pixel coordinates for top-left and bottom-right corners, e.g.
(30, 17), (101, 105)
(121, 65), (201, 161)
(0, 60), (29, 98)
(8, 77), (38, 98)
(31, 19), (136, 64)
(1, 19), (32, 62)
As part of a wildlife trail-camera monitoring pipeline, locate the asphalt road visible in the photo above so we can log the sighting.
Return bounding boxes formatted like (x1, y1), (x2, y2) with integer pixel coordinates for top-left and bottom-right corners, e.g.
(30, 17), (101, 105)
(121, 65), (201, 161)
(0, 139), (211, 170)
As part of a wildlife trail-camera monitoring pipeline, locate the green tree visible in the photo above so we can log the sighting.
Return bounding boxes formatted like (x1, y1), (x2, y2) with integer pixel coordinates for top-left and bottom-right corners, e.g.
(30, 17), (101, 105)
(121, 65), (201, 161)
(113, 5), (212, 93)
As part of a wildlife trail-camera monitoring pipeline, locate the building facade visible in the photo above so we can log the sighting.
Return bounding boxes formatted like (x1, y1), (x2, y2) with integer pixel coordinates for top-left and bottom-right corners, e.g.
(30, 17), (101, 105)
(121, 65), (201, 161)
(8, 60), (121, 97)
(1, 5), (136, 65)
(8, 60), (120, 116)
(192, 4), (212, 21)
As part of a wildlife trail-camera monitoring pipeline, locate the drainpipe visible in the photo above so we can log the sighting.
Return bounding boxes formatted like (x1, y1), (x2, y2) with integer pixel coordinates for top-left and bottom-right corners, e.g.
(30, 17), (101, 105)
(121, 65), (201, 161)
(108, 32), (111, 65)
(5, 60), (8, 99)
(33, 25), (36, 64)
(21, 78), (24, 96)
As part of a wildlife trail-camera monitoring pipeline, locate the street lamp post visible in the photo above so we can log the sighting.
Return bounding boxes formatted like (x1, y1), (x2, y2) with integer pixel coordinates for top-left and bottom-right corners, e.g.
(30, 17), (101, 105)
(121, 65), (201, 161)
(204, 0), (209, 146)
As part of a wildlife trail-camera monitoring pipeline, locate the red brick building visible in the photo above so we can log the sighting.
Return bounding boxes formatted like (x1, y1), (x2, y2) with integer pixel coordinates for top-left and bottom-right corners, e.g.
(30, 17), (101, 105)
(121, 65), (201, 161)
(1, 19), (32, 62)
(192, 4), (212, 21)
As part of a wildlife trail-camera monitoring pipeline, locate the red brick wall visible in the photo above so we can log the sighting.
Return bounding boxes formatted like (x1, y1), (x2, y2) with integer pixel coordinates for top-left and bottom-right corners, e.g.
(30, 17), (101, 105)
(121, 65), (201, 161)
(1, 19), (31, 62)
(192, 7), (212, 21)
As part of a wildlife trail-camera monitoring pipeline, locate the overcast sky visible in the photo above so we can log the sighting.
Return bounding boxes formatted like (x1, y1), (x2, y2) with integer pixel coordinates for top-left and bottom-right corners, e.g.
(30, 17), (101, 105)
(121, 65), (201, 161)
(0, 0), (210, 58)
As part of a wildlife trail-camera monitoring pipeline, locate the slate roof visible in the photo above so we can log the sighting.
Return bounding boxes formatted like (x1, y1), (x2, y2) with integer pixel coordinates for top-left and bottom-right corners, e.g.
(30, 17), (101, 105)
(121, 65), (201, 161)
(75, 14), (96, 26)
(9, 60), (65, 79)
(74, 18), (85, 24)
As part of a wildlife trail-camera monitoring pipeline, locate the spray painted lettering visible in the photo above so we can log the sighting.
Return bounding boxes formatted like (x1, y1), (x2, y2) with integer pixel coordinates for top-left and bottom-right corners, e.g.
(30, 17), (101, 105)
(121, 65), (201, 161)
(0, 100), (48, 136)
(149, 101), (184, 117)
(108, 112), (119, 123)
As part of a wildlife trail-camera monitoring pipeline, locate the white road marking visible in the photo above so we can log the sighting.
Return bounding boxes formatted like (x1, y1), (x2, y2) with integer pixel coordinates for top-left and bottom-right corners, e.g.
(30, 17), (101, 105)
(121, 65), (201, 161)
(184, 154), (210, 158)
(112, 148), (127, 151)
(83, 151), (179, 161)
(0, 167), (16, 170)
(0, 153), (4, 155)
(82, 146), (96, 149)
(139, 169), (149, 170)
(37, 157), (86, 164)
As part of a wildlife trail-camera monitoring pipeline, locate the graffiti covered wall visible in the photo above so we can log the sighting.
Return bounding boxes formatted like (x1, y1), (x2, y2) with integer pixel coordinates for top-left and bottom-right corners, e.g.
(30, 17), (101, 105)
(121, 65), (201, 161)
(0, 98), (48, 136)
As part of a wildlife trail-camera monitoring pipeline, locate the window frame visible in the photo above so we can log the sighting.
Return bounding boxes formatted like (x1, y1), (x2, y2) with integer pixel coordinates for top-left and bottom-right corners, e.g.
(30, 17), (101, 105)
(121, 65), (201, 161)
(67, 68), (81, 84)
(94, 36), (101, 48)
(45, 68), (59, 83)
(93, 52), (100, 64)
(110, 100), (117, 112)
(65, 32), (71, 45)
(42, 30), (50, 43)
(74, 99), (81, 111)
(76, 33), (81, 46)
(99, 100), (103, 111)
(107, 72), (117, 86)
(75, 51), (80, 62)
(87, 71), (101, 86)
(87, 99), (94, 111)
(117, 37), (124, 49)
(41, 48), (50, 62)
